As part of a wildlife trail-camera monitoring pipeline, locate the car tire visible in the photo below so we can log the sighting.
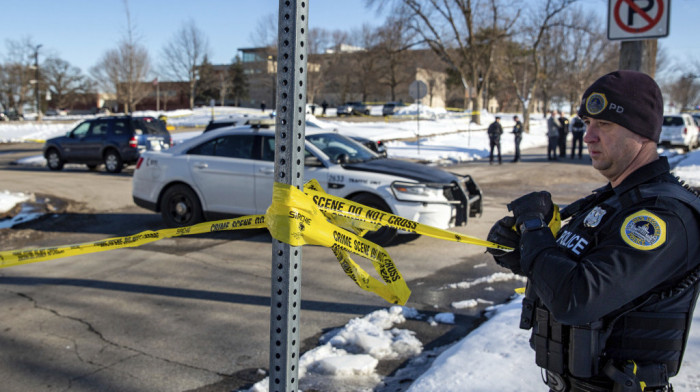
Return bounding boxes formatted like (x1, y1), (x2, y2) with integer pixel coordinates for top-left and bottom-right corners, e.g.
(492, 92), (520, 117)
(160, 184), (204, 227)
(46, 148), (64, 171)
(350, 193), (397, 246)
(103, 149), (123, 173)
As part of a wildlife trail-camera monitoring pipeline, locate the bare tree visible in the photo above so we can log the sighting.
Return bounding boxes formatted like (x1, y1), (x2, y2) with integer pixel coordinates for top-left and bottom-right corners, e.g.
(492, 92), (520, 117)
(0, 37), (39, 115)
(307, 28), (352, 105)
(377, 0), (515, 124)
(350, 24), (382, 102)
(161, 19), (210, 109)
(42, 56), (92, 110)
(249, 12), (278, 48)
(667, 73), (700, 111)
(90, 1), (151, 113)
(375, 13), (417, 102)
(502, 0), (577, 132)
(306, 28), (328, 105)
(557, 14), (619, 115)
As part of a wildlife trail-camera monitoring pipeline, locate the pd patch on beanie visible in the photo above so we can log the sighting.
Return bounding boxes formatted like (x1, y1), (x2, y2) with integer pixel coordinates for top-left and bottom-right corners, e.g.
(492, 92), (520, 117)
(577, 70), (663, 142)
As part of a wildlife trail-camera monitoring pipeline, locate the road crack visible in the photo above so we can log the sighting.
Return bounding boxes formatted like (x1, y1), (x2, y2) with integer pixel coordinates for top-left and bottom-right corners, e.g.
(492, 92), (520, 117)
(7, 290), (231, 389)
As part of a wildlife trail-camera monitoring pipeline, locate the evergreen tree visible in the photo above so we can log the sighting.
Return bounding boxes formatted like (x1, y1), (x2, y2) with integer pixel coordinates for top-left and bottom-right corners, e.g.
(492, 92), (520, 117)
(228, 56), (248, 106)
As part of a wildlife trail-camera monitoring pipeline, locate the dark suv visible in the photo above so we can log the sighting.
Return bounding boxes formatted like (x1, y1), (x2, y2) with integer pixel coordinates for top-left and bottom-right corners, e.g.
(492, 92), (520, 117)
(43, 116), (172, 173)
(336, 101), (370, 116)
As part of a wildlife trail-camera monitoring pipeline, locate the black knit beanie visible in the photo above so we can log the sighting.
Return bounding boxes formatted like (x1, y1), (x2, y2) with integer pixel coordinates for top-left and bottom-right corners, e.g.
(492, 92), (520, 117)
(577, 70), (664, 143)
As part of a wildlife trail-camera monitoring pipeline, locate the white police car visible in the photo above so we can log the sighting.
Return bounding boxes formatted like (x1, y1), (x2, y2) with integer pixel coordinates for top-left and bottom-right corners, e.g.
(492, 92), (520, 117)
(132, 122), (482, 244)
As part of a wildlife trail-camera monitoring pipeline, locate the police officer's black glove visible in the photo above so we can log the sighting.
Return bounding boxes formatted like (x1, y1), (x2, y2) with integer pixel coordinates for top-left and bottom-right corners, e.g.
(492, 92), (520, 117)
(507, 191), (553, 229)
(486, 216), (523, 275)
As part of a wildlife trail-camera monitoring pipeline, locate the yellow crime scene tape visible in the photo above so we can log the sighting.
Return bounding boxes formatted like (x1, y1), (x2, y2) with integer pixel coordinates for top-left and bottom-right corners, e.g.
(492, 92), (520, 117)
(0, 178), (546, 306)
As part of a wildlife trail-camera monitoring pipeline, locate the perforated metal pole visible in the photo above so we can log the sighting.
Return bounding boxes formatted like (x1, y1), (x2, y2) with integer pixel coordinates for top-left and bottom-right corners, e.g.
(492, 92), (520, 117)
(269, 1), (308, 391)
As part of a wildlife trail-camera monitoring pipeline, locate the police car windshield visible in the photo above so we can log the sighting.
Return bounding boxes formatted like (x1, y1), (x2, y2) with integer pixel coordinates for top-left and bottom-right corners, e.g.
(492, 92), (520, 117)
(306, 133), (376, 163)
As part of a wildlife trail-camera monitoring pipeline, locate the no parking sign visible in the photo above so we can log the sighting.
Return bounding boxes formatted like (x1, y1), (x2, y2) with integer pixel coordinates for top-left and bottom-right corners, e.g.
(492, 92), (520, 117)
(608, 0), (670, 40)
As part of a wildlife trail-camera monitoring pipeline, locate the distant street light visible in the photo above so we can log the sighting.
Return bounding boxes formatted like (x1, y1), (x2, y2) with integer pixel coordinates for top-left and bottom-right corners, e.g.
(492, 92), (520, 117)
(33, 44), (43, 121)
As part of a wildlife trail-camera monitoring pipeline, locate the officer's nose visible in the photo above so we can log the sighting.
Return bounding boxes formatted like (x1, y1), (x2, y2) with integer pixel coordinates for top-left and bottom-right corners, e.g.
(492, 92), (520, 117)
(583, 126), (598, 144)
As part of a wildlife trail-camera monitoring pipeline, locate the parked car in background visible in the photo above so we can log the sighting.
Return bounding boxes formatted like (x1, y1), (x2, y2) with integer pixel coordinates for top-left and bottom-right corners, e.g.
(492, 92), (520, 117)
(2, 110), (23, 121)
(336, 101), (370, 116)
(691, 113), (700, 127)
(43, 116), (172, 173)
(45, 109), (69, 116)
(659, 113), (699, 151)
(382, 102), (404, 116)
(132, 122), (483, 245)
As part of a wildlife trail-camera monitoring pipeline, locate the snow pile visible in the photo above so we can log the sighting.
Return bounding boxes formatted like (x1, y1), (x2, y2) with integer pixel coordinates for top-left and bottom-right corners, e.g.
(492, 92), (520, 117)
(248, 306), (426, 392)
(0, 191), (43, 229)
(407, 297), (543, 392)
(0, 121), (78, 143)
(395, 104), (449, 119)
(446, 272), (528, 290)
(0, 190), (31, 214)
(671, 149), (700, 188)
(138, 106), (267, 128)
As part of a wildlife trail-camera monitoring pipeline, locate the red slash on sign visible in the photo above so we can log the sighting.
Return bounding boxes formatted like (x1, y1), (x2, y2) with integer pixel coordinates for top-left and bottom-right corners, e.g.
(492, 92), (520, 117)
(614, 0), (664, 33)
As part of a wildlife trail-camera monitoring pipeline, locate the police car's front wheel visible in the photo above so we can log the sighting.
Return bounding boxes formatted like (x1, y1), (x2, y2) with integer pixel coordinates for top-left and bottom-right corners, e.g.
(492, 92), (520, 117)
(161, 184), (204, 227)
(351, 193), (397, 246)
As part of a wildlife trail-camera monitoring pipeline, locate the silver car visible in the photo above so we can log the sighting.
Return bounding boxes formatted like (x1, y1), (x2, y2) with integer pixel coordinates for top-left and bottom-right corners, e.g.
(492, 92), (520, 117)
(659, 114), (699, 151)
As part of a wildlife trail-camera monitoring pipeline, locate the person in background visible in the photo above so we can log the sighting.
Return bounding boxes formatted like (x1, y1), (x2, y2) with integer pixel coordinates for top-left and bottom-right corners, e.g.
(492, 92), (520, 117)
(486, 70), (700, 392)
(547, 111), (560, 161)
(512, 115), (523, 162)
(570, 115), (586, 159)
(558, 111), (570, 158)
(487, 116), (503, 165)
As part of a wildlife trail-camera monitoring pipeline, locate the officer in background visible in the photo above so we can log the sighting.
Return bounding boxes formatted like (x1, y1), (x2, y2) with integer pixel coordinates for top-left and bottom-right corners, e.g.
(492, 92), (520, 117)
(512, 115), (523, 162)
(558, 112), (570, 158)
(570, 115), (586, 159)
(486, 70), (700, 392)
(487, 116), (503, 165)
(547, 111), (561, 160)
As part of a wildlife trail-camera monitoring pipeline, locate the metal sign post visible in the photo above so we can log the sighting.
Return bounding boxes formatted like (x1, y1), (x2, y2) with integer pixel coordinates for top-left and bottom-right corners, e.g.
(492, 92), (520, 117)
(409, 80), (427, 156)
(269, 1), (308, 391)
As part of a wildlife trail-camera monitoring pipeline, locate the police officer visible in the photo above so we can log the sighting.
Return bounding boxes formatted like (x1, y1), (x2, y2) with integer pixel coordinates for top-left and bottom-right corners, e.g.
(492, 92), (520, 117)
(486, 70), (700, 392)
(558, 112), (569, 158)
(512, 115), (523, 162)
(488, 116), (504, 165)
(570, 115), (586, 159)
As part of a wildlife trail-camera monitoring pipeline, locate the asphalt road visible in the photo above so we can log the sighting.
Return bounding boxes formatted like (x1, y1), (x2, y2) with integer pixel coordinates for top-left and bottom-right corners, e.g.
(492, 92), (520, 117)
(0, 141), (606, 391)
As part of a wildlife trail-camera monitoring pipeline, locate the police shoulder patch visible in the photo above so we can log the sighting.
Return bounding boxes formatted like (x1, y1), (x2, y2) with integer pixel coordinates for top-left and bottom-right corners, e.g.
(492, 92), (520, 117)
(620, 210), (666, 250)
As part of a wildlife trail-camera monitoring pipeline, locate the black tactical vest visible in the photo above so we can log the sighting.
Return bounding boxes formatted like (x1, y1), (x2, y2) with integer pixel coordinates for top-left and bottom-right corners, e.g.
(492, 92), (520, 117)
(522, 181), (700, 386)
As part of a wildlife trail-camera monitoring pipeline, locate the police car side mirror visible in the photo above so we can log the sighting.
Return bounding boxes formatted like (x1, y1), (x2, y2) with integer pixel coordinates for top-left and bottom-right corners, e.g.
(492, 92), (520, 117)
(304, 156), (323, 167)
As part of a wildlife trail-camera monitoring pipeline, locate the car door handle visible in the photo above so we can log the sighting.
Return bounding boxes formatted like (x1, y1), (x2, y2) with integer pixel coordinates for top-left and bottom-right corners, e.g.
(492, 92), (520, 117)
(258, 168), (274, 175)
(194, 162), (208, 169)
